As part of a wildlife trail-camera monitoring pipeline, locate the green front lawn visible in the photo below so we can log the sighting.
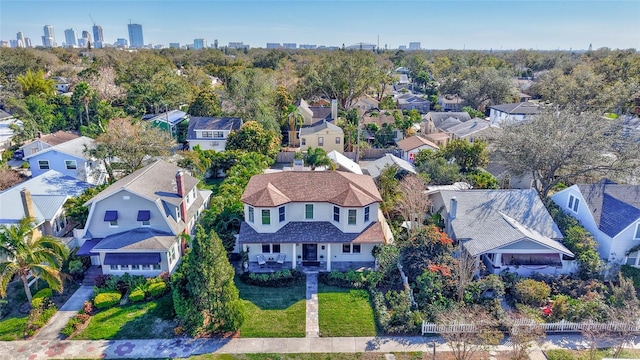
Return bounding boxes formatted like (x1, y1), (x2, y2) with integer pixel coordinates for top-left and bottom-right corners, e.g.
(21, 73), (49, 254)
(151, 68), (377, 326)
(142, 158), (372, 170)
(236, 277), (306, 338)
(189, 353), (426, 360)
(0, 317), (27, 341)
(546, 349), (640, 360)
(73, 294), (175, 340)
(318, 285), (377, 337)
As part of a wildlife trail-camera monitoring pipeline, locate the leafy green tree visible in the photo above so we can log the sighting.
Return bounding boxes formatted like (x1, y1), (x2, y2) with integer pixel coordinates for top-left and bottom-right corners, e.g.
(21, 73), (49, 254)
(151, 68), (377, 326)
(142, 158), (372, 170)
(439, 139), (489, 173)
(188, 88), (222, 117)
(379, 95), (397, 110)
(225, 121), (280, 159)
(225, 68), (279, 132)
(297, 146), (335, 170)
(466, 170), (499, 189)
(63, 184), (110, 226)
(90, 117), (175, 175)
(16, 69), (56, 98)
(377, 165), (401, 220)
(462, 106), (485, 119)
(0, 217), (69, 302)
(71, 82), (96, 126)
(6, 95), (57, 140)
(414, 150), (461, 185)
(172, 226), (244, 335)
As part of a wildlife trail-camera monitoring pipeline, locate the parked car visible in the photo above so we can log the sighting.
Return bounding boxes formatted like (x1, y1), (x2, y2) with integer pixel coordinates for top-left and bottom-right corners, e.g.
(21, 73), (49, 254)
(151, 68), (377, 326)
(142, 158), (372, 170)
(13, 149), (23, 160)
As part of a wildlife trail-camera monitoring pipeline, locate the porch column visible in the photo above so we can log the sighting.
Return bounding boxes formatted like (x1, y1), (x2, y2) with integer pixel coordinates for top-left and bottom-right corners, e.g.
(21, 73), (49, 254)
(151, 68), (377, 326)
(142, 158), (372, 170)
(326, 243), (331, 271)
(292, 243), (297, 269)
(495, 253), (502, 267)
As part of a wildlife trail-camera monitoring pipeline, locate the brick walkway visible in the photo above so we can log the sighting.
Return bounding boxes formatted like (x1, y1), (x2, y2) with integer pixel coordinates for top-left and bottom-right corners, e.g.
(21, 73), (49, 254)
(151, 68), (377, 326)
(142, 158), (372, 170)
(305, 272), (319, 337)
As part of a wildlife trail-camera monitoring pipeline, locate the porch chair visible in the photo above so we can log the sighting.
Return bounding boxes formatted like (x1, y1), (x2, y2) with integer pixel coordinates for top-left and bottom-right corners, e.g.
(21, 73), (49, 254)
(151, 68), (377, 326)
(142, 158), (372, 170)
(256, 254), (266, 267)
(276, 253), (286, 265)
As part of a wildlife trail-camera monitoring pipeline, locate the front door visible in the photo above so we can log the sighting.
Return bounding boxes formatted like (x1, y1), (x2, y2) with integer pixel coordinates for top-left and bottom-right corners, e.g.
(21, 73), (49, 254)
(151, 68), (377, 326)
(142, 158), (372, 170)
(302, 244), (317, 261)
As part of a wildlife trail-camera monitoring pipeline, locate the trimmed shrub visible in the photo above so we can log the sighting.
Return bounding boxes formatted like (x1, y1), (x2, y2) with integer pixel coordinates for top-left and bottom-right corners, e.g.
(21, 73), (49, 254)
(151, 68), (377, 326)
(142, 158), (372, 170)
(514, 279), (551, 307)
(129, 289), (145, 303)
(240, 269), (305, 287)
(148, 282), (167, 297)
(318, 270), (382, 289)
(94, 292), (122, 309)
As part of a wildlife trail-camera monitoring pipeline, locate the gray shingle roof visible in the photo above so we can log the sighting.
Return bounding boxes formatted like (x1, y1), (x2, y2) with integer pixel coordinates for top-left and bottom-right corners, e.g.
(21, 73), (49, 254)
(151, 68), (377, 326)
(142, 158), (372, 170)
(186, 116), (242, 141)
(365, 154), (416, 179)
(489, 102), (540, 115)
(24, 136), (96, 160)
(238, 221), (385, 244)
(576, 180), (640, 237)
(427, 112), (472, 128)
(438, 189), (569, 257)
(92, 227), (176, 251)
(300, 121), (343, 136)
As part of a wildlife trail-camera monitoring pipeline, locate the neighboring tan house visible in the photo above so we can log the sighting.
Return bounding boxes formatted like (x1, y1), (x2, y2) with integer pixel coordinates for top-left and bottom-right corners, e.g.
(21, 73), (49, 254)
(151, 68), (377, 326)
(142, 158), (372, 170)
(424, 132), (450, 148)
(421, 112), (472, 134)
(296, 98), (338, 126)
(0, 170), (92, 237)
(437, 94), (465, 112)
(74, 160), (212, 276)
(354, 96), (380, 114)
(24, 136), (108, 185)
(397, 135), (439, 163)
(238, 171), (394, 271)
(142, 109), (189, 138)
(19, 131), (79, 158)
(397, 93), (430, 113)
(551, 180), (640, 267)
(186, 116), (242, 151)
(433, 189), (576, 276)
(300, 121), (344, 154)
(364, 154), (416, 180)
(446, 118), (501, 142)
(489, 102), (540, 127)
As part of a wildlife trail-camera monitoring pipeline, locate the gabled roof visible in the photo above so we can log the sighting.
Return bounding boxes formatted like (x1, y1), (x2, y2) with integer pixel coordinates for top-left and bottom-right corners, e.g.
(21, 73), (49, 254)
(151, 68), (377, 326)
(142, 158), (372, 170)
(187, 117), (242, 140)
(144, 109), (188, 126)
(300, 121), (343, 136)
(24, 136), (96, 160)
(365, 154), (416, 179)
(92, 227), (176, 251)
(447, 118), (492, 138)
(489, 102), (540, 115)
(238, 221), (386, 244)
(85, 160), (199, 207)
(327, 150), (363, 174)
(397, 135), (439, 152)
(0, 109), (14, 120)
(20, 131), (79, 148)
(438, 117), (464, 131)
(397, 94), (429, 104)
(241, 171), (381, 207)
(426, 112), (472, 128)
(576, 180), (640, 237)
(438, 189), (567, 256)
(0, 170), (91, 225)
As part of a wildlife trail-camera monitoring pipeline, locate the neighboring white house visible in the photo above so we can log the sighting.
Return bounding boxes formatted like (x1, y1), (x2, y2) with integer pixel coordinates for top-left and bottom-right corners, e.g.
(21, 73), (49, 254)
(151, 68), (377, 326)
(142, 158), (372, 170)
(551, 180), (640, 266)
(364, 154), (416, 180)
(238, 171), (394, 271)
(327, 150), (362, 174)
(432, 189), (576, 276)
(0, 170), (92, 237)
(446, 118), (501, 142)
(421, 112), (472, 135)
(24, 136), (108, 185)
(489, 102), (539, 127)
(396, 135), (439, 163)
(186, 116), (242, 151)
(74, 160), (212, 276)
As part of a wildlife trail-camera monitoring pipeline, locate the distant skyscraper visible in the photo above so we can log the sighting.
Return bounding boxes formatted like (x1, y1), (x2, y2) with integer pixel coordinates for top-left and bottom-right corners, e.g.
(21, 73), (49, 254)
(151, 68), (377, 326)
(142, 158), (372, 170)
(64, 28), (77, 47)
(82, 30), (91, 42)
(116, 38), (128, 48)
(24, 38), (32, 48)
(127, 23), (144, 48)
(92, 25), (103, 48)
(9, 40), (18, 48)
(299, 44), (317, 49)
(213, 39), (218, 49)
(409, 42), (421, 50)
(79, 30), (91, 48)
(169, 42), (180, 49)
(193, 38), (206, 49)
(283, 43), (296, 49)
(42, 25), (55, 47)
(266, 43), (281, 49)
(16, 32), (25, 48)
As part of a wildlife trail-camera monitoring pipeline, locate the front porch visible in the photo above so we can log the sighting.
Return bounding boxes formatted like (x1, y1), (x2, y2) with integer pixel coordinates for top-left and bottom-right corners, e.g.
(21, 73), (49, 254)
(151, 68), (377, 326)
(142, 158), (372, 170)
(246, 261), (376, 273)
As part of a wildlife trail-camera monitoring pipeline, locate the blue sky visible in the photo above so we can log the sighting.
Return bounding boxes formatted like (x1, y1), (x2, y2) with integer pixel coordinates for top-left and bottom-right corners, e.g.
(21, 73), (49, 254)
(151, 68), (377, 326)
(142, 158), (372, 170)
(1, 0), (639, 50)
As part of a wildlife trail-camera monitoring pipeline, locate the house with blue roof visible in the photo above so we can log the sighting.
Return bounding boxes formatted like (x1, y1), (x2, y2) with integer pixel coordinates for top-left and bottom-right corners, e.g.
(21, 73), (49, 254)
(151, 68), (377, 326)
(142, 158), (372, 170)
(551, 180), (640, 267)
(0, 170), (92, 237)
(186, 116), (242, 152)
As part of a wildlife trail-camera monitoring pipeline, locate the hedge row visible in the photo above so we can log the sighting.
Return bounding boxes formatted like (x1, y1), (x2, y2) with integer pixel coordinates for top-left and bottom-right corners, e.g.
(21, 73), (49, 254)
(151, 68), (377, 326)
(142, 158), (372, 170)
(318, 270), (382, 289)
(94, 292), (121, 309)
(239, 269), (305, 287)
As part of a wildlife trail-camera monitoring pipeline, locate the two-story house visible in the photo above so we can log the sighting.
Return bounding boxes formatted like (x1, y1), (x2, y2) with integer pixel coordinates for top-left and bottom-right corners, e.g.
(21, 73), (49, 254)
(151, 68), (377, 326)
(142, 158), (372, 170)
(421, 112), (472, 135)
(18, 131), (79, 159)
(238, 171), (393, 271)
(397, 93), (430, 113)
(551, 180), (640, 266)
(437, 95), (465, 112)
(24, 136), (107, 185)
(186, 116), (243, 151)
(396, 135), (439, 163)
(300, 121), (344, 154)
(74, 160), (212, 276)
(488, 102), (539, 127)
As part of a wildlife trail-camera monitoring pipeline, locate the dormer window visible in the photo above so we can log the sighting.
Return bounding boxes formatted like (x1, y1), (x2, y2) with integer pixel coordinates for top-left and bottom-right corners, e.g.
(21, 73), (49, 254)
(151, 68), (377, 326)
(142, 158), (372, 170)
(568, 195), (579, 213)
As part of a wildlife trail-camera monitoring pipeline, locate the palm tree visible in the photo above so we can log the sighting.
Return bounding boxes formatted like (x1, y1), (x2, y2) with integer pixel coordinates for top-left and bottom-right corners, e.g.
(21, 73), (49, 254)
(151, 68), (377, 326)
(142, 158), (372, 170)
(0, 217), (69, 303)
(299, 146), (336, 171)
(285, 105), (304, 147)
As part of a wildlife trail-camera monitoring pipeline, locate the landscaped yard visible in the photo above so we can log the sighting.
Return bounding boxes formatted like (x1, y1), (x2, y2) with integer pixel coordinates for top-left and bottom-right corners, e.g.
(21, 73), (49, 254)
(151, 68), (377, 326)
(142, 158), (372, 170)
(189, 353), (426, 360)
(236, 277), (306, 338)
(73, 294), (175, 340)
(318, 285), (377, 337)
(546, 349), (640, 360)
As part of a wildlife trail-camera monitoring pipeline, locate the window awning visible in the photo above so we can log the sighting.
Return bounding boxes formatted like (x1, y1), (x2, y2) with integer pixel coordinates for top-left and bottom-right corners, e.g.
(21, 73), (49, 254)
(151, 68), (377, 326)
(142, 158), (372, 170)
(76, 239), (101, 256)
(137, 210), (151, 221)
(103, 253), (161, 265)
(104, 211), (118, 221)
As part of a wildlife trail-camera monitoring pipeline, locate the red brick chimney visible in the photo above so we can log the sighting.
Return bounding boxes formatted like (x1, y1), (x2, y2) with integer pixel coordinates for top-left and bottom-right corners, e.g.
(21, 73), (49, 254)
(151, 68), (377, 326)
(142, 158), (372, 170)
(20, 188), (41, 238)
(176, 171), (188, 224)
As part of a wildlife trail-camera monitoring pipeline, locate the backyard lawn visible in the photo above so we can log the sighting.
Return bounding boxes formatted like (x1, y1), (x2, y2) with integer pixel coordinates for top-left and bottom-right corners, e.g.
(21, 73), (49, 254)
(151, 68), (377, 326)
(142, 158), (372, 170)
(318, 285), (377, 337)
(73, 294), (175, 340)
(236, 277), (306, 338)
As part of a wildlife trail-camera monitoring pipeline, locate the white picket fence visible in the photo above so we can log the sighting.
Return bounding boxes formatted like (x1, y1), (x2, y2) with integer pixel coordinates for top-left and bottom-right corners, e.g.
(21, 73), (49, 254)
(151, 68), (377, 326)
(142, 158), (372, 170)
(422, 319), (640, 335)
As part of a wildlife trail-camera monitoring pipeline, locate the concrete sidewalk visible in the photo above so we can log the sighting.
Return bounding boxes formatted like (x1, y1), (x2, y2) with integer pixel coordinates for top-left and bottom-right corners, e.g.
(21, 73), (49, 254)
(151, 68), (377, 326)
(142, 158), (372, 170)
(33, 286), (94, 340)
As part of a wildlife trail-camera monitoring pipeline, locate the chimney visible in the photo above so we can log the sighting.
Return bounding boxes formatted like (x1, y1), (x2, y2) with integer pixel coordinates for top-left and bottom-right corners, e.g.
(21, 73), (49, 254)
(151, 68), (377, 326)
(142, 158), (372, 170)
(450, 197), (457, 220)
(21, 188), (36, 219)
(176, 170), (185, 198)
(331, 99), (338, 121)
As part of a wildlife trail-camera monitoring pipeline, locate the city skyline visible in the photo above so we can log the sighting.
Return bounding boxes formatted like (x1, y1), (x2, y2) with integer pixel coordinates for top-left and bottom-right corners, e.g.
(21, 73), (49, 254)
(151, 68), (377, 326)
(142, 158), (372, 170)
(1, 0), (639, 50)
